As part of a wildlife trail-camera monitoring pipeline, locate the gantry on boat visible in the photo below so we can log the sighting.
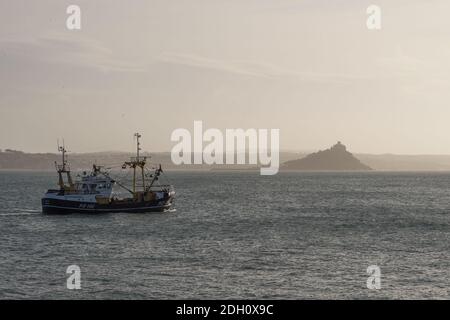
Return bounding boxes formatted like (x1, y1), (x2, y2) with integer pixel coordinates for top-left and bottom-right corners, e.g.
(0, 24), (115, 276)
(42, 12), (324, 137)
(41, 133), (175, 214)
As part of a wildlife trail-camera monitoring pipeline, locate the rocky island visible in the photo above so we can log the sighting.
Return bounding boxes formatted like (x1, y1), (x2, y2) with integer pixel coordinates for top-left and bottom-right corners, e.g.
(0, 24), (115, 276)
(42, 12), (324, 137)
(282, 142), (372, 171)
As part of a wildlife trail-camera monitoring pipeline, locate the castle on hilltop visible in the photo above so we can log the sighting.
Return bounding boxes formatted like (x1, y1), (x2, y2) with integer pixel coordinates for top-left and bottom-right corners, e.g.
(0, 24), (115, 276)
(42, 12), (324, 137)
(330, 141), (346, 152)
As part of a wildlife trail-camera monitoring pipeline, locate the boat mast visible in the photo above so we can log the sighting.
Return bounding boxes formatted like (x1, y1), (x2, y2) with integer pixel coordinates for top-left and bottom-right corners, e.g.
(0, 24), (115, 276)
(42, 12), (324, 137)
(136, 133), (141, 161)
(136, 133), (146, 192)
(55, 140), (74, 190)
(124, 133), (147, 195)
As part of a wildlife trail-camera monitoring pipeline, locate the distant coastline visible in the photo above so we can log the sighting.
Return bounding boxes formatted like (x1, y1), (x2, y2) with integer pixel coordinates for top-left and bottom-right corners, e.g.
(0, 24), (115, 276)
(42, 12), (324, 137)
(5, 149), (450, 171)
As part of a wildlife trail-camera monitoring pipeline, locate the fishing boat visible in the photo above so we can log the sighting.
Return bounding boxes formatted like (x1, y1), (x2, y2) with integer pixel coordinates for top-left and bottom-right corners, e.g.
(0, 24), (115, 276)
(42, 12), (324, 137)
(41, 133), (175, 214)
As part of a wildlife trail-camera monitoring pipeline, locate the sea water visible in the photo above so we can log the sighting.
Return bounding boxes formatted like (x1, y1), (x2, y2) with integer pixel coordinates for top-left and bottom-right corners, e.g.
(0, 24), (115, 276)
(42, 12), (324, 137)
(0, 171), (449, 299)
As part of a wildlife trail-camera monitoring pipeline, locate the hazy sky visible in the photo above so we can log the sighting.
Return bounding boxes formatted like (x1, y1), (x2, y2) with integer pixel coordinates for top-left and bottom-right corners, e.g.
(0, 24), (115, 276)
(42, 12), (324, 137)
(1, 0), (450, 154)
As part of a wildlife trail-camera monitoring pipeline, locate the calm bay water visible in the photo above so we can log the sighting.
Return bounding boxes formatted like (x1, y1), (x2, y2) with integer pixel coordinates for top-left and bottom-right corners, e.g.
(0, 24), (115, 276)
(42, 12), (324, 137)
(0, 170), (449, 299)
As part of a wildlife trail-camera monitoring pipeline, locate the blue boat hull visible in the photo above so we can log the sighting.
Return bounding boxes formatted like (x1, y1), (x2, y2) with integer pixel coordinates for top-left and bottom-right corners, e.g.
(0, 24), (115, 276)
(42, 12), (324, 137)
(41, 197), (173, 214)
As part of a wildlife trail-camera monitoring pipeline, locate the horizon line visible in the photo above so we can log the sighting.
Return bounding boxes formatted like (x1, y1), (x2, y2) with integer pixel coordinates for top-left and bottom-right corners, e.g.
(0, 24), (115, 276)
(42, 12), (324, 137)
(5, 148), (450, 157)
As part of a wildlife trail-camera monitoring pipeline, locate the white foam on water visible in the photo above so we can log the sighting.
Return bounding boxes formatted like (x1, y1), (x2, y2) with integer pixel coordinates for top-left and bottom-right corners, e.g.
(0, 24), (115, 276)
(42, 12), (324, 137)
(0, 212), (41, 216)
(164, 208), (177, 213)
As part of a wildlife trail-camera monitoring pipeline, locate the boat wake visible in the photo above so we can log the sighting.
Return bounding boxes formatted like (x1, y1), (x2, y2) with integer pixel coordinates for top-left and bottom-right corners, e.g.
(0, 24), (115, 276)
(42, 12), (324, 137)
(0, 209), (41, 216)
